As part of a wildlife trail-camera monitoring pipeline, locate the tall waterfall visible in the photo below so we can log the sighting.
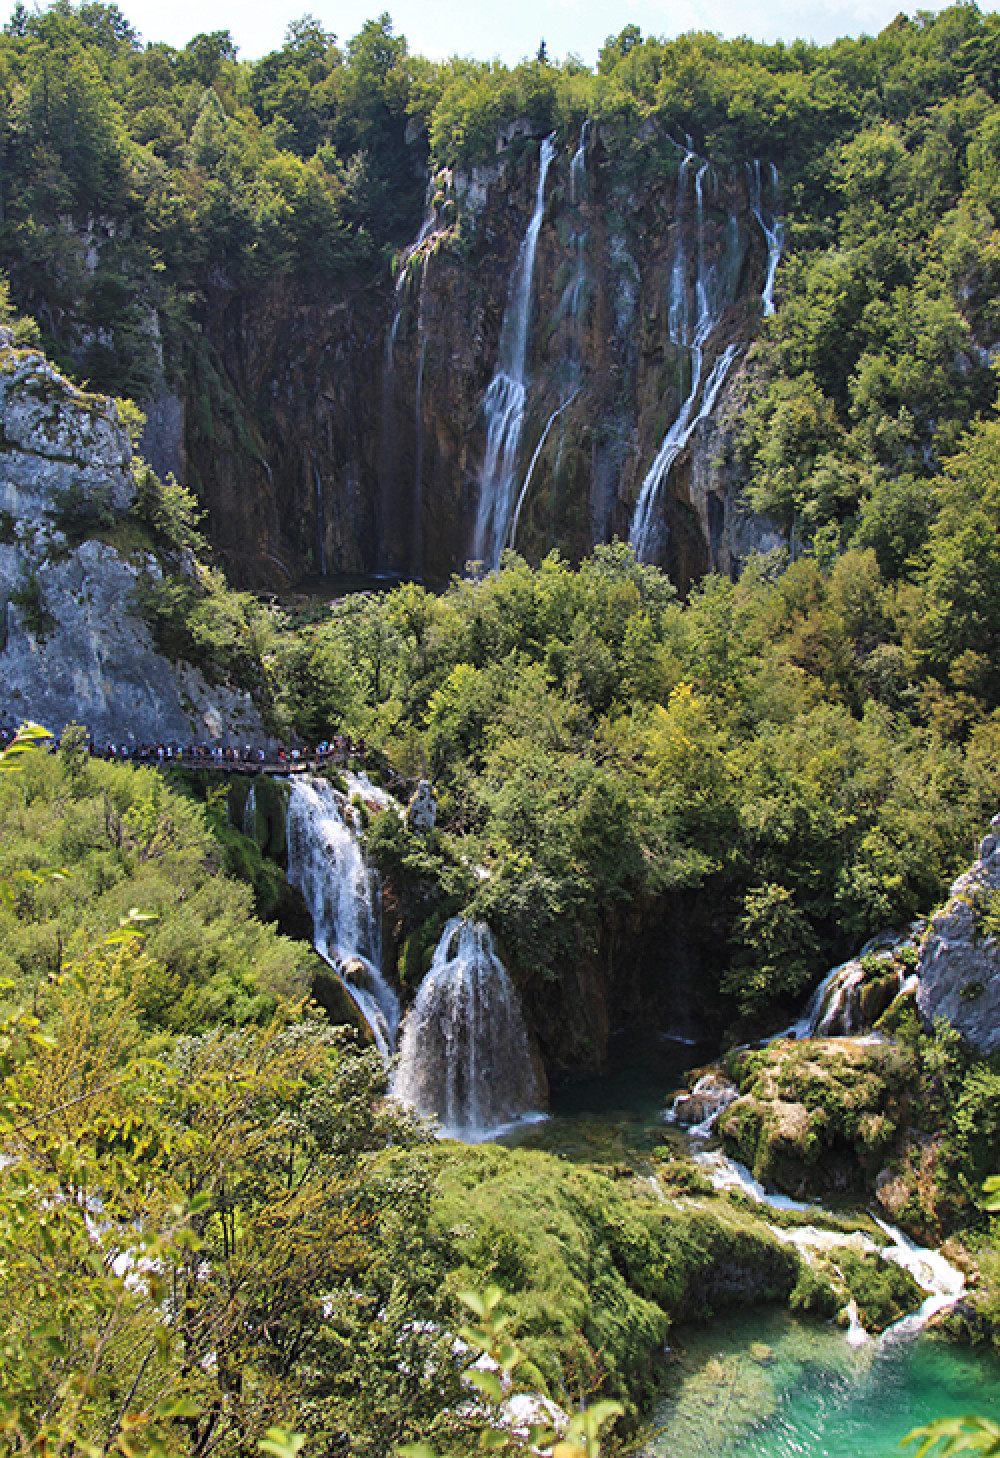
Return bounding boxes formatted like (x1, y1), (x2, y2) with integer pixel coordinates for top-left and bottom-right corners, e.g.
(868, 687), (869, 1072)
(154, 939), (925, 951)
(393, 917), (542, 1139)
(286, 776), (400, 1057)
(508, 126), (589, 553)
(473, 135), (556, 569)
(629, 153), (740, 564)
(748, 160), (784, 317)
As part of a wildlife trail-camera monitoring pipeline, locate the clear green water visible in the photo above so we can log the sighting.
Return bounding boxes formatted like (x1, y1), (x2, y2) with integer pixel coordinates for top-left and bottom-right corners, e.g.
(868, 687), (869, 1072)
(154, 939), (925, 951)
(501, 1040), (1000, 1452)
(504, 1031), (707, 1160)
(649, 1308), (1000, 1457)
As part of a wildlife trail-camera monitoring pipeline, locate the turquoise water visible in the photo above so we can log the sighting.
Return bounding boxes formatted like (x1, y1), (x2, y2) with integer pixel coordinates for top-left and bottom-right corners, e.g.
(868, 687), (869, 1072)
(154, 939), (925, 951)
(505, 1031), (707, 1159)
(649, 1308), (1000, 1457)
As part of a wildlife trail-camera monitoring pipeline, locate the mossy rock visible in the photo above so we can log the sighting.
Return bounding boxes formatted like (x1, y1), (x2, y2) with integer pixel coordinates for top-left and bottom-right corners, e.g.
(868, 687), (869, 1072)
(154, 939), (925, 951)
(860, 971), (900, 1026)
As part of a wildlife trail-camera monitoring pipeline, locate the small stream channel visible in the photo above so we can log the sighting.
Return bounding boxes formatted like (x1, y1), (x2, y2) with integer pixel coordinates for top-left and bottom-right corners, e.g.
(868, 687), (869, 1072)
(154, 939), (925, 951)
(500, 1033), (1000, 1456)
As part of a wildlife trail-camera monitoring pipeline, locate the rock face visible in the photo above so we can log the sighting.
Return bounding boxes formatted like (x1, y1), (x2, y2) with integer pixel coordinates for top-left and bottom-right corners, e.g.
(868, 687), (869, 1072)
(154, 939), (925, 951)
(916, 823), (1000, 1055)
(0, 345), (267, 746)
(173, 123), (781, 589)
(406, 779), (436, 832)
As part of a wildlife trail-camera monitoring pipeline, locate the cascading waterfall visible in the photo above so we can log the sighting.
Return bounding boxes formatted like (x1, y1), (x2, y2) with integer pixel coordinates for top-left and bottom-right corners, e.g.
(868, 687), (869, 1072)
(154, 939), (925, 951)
(473, 135), (556, 569)
(748, 159), (784, 317)
(412, 329), (427, 575)
(286, 776), (399, 1057)
(508, 126), (589, 552)
(629, 151), (740, 564)
(784, 931), (914, 1039)
(379, 182), (439, 575)
(507, 386), (581, 550)
(393, 917), (543, 1139)
(570, 120), (588, 204)
(312, 454), (327, 577)
(241, 783), (256, 838)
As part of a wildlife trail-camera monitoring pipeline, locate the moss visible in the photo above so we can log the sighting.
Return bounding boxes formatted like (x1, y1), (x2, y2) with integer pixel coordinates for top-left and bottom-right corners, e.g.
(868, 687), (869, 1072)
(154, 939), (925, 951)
(9, 574), (54, 639)
(419, 1141), (804, 1421)
(720, 1039), (918, 1197)
(831, 1249), (922, 1332)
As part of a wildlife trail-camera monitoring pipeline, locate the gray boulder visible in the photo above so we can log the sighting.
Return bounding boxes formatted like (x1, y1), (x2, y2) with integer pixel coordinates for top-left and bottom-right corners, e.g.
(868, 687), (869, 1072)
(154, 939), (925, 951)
(916, 830), (1000, 1055)
(406, 779), (436, 832)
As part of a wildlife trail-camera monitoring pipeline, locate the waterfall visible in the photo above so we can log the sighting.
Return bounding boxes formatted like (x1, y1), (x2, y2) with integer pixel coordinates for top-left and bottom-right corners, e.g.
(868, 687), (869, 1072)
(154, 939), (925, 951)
(286, 776), (400, 1058)
(783, 932), (912, 1039)
(629, 153), (740, 564)
(412, 331), (427, 576)
(473, 135), (556, 570)
(570, 120), (588, 204)
(387, 181), (438, 369)
(313, 454), (326, 577)
(242, 783), (256, 838)
(393, 917), (543, 1139)
(507, 387), (581, 550)
(748, 160), (784, 317)
(873, 1217), (966, 1332)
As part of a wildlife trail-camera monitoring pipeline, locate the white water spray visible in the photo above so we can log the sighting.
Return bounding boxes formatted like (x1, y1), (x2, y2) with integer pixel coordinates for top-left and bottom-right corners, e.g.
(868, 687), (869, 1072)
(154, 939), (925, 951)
(286, 776), (399, 1058)
(393, 917), (543, 1139)
(473, 136), (556, 569)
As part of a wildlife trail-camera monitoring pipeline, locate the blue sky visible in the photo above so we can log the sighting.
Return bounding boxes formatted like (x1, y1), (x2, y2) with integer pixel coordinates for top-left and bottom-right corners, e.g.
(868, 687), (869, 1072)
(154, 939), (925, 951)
(4, 0), (980, 62)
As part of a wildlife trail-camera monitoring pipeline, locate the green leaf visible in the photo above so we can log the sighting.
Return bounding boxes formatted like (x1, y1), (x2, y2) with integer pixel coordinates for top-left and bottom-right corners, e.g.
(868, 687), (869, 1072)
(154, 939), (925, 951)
(465, 1369), (503, 1403)
(259, 1428), (307, 1458)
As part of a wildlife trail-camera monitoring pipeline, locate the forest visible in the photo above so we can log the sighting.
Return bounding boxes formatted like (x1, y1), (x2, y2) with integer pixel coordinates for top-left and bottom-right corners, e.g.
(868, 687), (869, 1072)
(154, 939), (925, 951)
(5, 0), (1000, 1455)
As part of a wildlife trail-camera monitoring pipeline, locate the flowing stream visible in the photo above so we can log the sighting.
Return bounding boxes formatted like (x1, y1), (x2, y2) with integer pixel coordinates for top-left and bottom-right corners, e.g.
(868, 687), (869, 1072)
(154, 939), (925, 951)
(473, 135), (556, 569)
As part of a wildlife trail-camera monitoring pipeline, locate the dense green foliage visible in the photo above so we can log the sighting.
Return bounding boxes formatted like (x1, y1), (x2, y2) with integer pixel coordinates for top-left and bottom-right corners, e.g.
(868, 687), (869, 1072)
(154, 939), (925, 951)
(242, 541), (1000, 1029)
(0, 739), (314, 1032)
(0, 734), (851, 1456)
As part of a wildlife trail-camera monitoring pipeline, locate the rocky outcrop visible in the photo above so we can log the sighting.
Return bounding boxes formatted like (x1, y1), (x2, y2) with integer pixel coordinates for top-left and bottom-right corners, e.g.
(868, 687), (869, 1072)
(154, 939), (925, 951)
(0, 345), (267, 746)
(406, 779), (436, 832)
(916, 819), (1000, 1055)
(669, 1071), (738, 1128)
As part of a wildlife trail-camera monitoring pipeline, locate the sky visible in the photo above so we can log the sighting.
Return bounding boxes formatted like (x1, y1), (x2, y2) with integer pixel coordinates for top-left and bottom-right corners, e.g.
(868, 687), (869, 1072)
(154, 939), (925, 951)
(3, 0), (987, 64)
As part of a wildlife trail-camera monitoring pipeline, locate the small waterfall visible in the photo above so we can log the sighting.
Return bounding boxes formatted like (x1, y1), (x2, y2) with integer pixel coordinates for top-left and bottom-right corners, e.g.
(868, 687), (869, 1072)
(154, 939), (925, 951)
(242, 783), (257, 839)
(387, 181), (438, 368)
(748, 160), (784, 317)
(473, 136), (556, 569)
(507, 387), (580, 551)
(785, 932), (912, 1039)
(873, 1217), (966, 1332)
(629, 152), (740, 564)
(412, 330), (427, 576)
(393, 917), (543, 1139)
(570, 120), (588, 204)
(286, 776), (399, 1057)
(313, 454), (327, 577)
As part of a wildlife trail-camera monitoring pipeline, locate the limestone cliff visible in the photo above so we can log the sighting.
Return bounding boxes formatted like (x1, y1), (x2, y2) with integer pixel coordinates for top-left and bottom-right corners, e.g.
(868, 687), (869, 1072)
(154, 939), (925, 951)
(167, 123), (782, 589)
(916, 819), (1000, 1055)
(0, 343), (267, 745)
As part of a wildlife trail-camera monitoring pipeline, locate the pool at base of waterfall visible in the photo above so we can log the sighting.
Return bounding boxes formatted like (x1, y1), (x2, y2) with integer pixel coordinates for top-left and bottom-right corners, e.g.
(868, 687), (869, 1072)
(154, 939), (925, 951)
(645, 1307), (1000, 1458)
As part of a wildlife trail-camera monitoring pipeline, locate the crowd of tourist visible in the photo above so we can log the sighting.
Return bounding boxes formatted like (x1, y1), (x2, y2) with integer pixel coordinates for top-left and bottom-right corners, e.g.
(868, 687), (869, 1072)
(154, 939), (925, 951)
(0, 716), (369, 771)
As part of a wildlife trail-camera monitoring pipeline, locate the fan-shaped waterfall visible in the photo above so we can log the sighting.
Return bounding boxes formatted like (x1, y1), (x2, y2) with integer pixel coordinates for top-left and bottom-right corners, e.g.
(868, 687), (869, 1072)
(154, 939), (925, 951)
(393, 917), (543, 1139)
(629, 152), (741, 564)
(286, 776), (400, 1057)
(473, 135), (556, 569)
